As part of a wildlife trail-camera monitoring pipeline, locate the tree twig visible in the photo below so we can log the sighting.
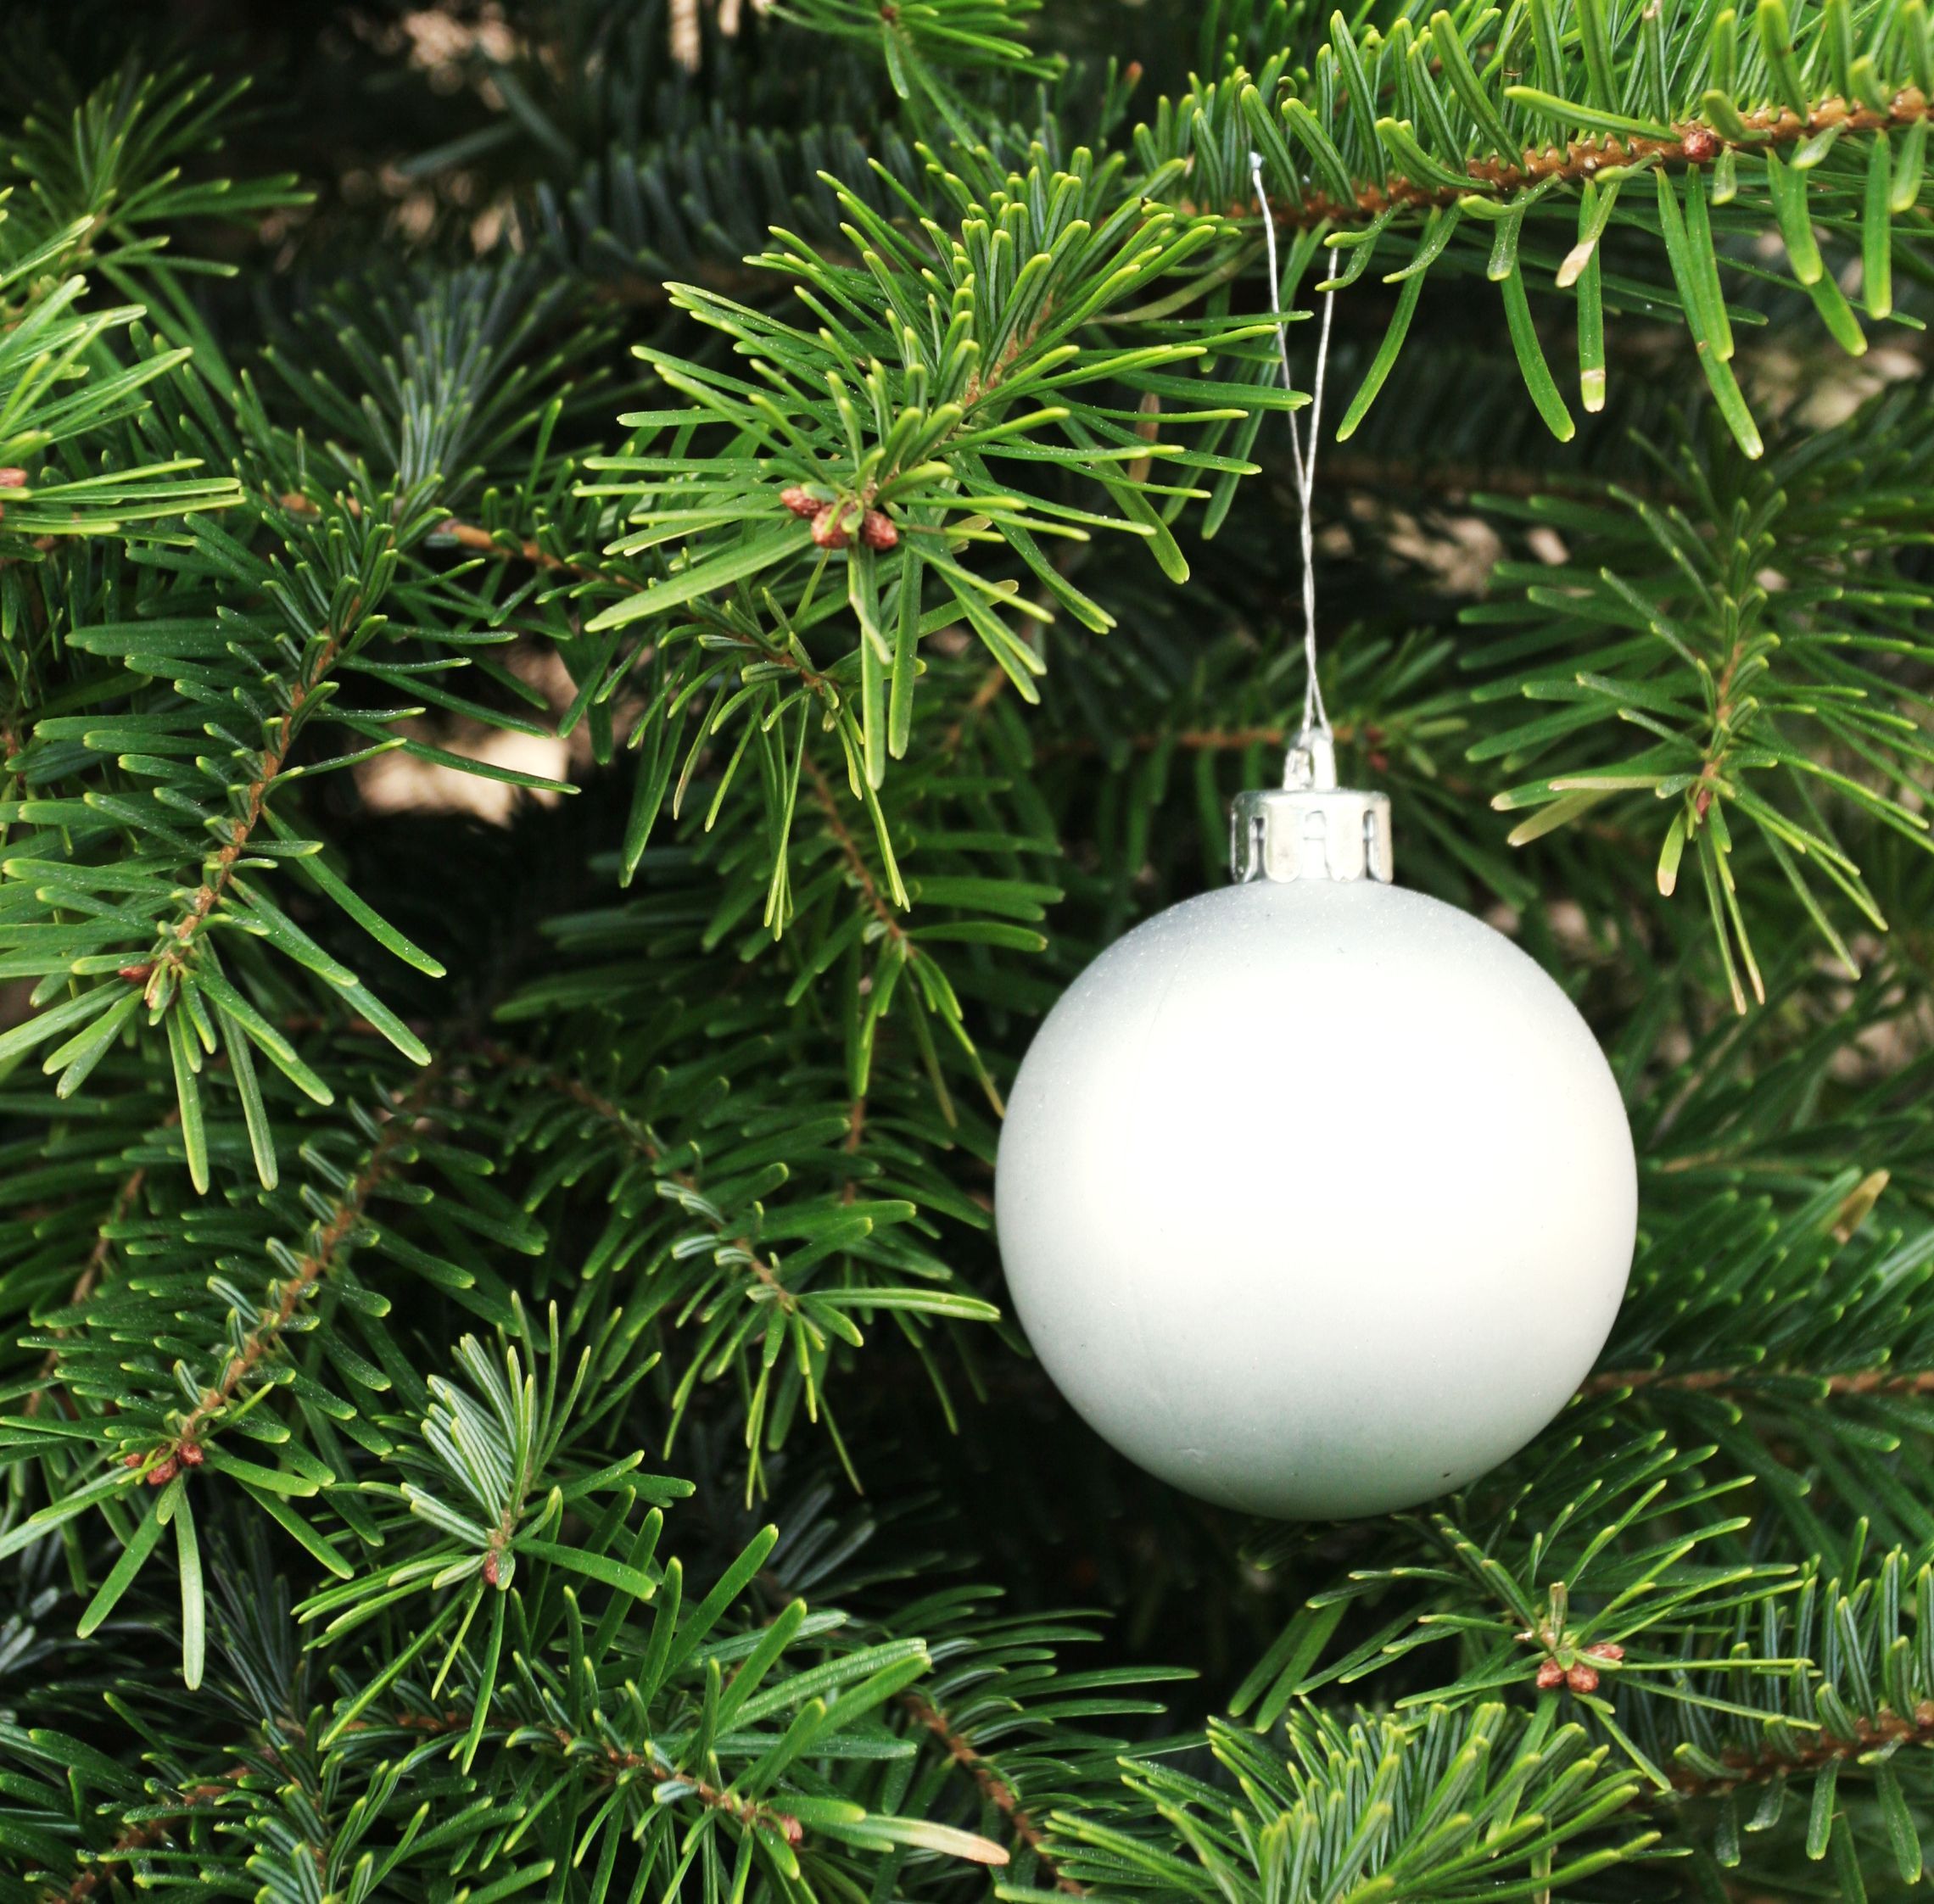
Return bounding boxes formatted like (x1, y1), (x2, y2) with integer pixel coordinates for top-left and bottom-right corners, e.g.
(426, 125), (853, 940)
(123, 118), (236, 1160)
(152, 1070), (438, 1462)
(1236, 91), (1934, 232)
(1661, 1699), (1934, 1795)
(901, 1692), (1082, 1893)
(58, 1766), (251, 1902)
(27, 1112), (182, 1418)
(1583, 1364), (1934, 1399)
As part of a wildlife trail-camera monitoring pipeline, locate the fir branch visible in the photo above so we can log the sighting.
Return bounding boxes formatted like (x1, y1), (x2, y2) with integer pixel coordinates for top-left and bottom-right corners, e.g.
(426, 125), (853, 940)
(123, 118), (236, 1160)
(468, 1037), (669, 1163)
(1247, 90), (1934, 232)
(25, 1114), (173, 1418)
(1473, 393), (1934, 997)
(1663, 1700), (1934, 1796)
(544, 1723), (808, 1847)
(145, 617), (355, 989)
(277, 490), (610, 581)
(372, 1702), (813, 1844)
(4, 11), (1934, 1899)
(803, 751), (911, 937)
(158, 1066), (439, 1461)
(902, 1690), (1086, 1893)
(477, 1039), (803, 1314)
(1583, 1365), (1934, 1399)
(55, 1765), (253, 1904)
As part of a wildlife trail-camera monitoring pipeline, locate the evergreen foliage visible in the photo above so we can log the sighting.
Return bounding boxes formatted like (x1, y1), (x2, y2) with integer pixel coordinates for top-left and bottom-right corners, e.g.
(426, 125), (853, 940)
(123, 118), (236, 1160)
(0, 0), (1930, 1898)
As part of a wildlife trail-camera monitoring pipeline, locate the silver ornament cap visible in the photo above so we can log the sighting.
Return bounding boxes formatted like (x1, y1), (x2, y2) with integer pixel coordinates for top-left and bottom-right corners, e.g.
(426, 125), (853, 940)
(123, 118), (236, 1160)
(1230, 725), (1393, 885)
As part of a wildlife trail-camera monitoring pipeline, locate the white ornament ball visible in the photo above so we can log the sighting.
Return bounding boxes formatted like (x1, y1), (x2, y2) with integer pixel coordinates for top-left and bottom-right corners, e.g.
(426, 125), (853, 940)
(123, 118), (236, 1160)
(994, 874), (1636, 1521)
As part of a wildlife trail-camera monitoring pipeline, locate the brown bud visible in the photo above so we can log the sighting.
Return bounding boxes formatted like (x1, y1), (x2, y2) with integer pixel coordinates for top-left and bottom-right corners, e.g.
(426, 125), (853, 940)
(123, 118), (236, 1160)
(178, 1440), (204, 1466)
(123, 1452), (146, 1470)
(1535, 1658), (1566, 1689)
(860, 508), (898, 550)
(0, 468), (26, 489)
(1565, 1661), (1601, 1694)
(119, 962), (154, 986)
(811, 505), (852, 550)
(483, 1552), (501, 1585)
(147, 1456), (180, 1486)
(780, 486), (824, 519)
(1585, 1642), (1624, 1662)
(1681, 126), (1719, 163)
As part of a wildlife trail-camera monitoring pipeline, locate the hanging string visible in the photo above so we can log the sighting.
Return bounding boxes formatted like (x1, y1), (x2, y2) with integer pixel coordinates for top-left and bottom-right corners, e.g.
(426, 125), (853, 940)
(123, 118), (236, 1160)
(1249, 150), (1337, 762)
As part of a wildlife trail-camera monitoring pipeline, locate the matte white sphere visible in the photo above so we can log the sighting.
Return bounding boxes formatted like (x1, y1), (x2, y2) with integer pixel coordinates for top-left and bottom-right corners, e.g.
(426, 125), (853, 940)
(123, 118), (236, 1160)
(995, 878), (1636, 1520)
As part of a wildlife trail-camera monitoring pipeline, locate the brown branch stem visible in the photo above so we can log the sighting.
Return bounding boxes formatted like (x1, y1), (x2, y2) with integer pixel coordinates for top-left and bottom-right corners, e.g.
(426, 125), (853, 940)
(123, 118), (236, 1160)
(841, 1093), (867, 1205)
(158, 1071), (435, 1456)
(800, 753), (909, 948)
(900, 1693), (1082, 1893)
(381, 1707), (806, 1843)
(145, 617), (352, 990)
(1238, 90), (1932, 233)
(1584, 1364), (1934, 1399)
(26, 1124), (175, 1418)
(1663, 1699), (1934, 1795)
(58, 1766), (250, 1902)
(53, 1701), (808, 1902)
(430, 515), (614, 583)
(942, 665), (1012, 755)
(469, 1041), (797, 1311)
(277, 493), (607, 582)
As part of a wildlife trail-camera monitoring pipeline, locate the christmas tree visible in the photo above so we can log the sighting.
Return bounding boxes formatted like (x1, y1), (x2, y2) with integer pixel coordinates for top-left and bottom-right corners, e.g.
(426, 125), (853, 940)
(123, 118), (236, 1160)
(3, 0), (1932, 1896)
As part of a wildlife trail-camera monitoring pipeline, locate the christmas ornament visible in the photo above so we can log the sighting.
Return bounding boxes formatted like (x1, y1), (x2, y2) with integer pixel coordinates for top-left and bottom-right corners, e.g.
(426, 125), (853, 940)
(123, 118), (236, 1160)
(991, 161), (1638, 1522)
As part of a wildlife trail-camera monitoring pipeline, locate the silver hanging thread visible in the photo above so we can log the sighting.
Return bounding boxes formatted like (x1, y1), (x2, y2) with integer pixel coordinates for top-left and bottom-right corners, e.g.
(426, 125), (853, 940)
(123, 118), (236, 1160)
(1230, 154), (1392, 885)
(1249, 149), (1336, 793)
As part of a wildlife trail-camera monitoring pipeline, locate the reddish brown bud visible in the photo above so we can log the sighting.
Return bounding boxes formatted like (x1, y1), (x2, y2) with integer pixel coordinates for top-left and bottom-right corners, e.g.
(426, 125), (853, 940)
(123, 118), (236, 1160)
(1535, 1658), (1566, 1689)
(780, 1815), (805, 1847)
(0, 468), (26, 489)
(860, 508), (898, 550)
(147, 1456), (180, 1486)
(811, 505), (852, 550)
(780, 486), (824, 519)
(1585, 1642), (1624, 1662)
(178, 1440), (204, 1466)
(119, 962), (155, 986)
(1681, 126), (1719, 163)
(123, 1452), (146, 1469)
(483, 1552), (501, 1585)
(1565, 1661), (1601, 1694)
